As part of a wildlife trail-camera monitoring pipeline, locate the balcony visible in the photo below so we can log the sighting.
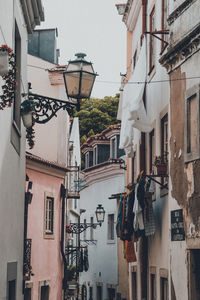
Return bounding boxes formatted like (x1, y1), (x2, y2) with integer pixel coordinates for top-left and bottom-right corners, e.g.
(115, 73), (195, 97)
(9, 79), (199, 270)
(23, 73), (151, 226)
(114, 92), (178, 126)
(23, 238), (32, 281)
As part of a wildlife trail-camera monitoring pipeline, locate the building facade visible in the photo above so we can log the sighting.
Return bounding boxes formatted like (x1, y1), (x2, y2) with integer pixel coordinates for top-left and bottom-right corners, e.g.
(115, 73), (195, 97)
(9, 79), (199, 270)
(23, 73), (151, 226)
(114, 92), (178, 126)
(78, 124), (128, 300)
(117, 0), (200, 299)
(0, 1), (44, 299)
(25, 32), (72, 299)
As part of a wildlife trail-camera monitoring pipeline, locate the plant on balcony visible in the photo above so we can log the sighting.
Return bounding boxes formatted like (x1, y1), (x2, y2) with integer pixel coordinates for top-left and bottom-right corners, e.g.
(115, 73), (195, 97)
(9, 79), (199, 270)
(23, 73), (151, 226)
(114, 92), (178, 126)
(0, 45), (16, 110)
(66, 265), (76, 281)
(154, 152), (168, 175)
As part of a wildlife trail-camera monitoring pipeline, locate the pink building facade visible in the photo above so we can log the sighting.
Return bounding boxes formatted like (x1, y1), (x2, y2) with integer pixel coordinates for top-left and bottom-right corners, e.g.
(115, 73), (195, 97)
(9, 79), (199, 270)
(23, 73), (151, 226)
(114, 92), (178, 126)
(25, 153), (69, 299)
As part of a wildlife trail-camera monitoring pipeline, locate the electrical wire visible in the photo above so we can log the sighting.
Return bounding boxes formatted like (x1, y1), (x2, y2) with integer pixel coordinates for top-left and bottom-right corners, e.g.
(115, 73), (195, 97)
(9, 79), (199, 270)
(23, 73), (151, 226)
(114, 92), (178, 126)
(27, 64), (200, 85)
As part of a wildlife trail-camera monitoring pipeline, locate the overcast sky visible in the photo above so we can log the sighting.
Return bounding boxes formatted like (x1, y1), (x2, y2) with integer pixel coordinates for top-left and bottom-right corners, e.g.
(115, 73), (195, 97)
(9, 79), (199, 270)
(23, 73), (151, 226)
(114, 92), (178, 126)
(39, 0), (126, 98)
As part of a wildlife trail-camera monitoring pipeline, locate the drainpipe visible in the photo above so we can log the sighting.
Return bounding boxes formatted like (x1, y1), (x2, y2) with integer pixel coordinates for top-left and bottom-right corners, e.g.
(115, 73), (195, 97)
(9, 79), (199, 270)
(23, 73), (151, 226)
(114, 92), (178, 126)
(60, 183), (68, 300)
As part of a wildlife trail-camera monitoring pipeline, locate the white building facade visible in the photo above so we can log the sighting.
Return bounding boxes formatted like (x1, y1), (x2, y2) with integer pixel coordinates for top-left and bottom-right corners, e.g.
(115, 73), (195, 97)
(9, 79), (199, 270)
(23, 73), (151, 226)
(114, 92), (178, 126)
(79, 125), (127, 300)
(0, 1), (44, 299)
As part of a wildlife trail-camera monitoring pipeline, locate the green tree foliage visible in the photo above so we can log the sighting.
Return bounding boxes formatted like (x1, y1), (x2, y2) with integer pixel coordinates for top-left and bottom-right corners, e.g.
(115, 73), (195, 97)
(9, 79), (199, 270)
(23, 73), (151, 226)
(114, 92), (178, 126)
(74, 94), (119, 143)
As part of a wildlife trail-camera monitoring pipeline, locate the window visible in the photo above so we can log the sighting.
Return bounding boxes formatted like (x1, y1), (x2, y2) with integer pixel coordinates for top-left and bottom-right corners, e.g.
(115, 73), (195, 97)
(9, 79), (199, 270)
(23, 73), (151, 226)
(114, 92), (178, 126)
(85, 152), (89, 169)
(185, 86), (200, 162)
(24, 287), (31, 300)
(97, 286), (102, 300)
(108, 214), (114, 241)
(89, 286), (93, 300)
(84, 219), (87, 241)
(41, 286), (49, 300)
(93, 146), (98, 165)
(161, 0), (168, 52)
(110, 137), (117, 159)
(107, 288), (115, 300)
(8, 280), (16, 300)
(161, 114), (168, 157)
(45, 196), (54, 235)
(160, 269), (168, 300)
(160, 278), (168, 300)
(151, 274), (156, 300)
(132, 271), (137, 300)
(188, 250), (200, 299)
(149, 129), (155, 173)
(11, 22), (21, 153)
(90, 217), (94, 240)
(149, 7), (156, 73)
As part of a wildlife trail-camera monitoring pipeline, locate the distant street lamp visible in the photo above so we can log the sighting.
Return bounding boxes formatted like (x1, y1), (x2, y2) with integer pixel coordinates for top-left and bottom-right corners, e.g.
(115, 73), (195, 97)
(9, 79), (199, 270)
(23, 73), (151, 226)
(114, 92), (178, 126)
(21, 53), (98, 126)
(95, 204), (105, 226)
(68, 204), (105, 234)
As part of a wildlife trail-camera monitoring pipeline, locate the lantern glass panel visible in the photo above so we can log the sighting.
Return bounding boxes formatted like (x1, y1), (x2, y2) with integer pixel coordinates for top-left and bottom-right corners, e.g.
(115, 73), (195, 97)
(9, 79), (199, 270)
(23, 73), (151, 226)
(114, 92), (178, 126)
(82, 63), (94, 73)
(64, 72), (80, 97)
(67, 62), (81, 72)
(80, 72), (95, 98)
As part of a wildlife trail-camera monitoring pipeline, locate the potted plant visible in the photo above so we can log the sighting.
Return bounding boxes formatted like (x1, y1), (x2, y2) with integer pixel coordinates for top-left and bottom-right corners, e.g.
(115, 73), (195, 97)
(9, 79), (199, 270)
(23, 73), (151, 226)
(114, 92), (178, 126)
(154, 152), (168, 175)
(21, 99), (36, 128)
(0, 45), (11, 76)
(66, 265), (76, 281)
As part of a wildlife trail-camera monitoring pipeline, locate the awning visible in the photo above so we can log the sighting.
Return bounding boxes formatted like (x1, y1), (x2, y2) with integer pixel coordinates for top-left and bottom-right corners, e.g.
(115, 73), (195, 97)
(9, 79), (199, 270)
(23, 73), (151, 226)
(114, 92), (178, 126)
(119, 37), (152, 157)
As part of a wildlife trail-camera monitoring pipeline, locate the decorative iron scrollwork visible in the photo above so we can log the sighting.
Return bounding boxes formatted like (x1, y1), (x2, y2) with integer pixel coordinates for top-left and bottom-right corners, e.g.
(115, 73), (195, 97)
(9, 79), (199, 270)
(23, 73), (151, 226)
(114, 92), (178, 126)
(69, 223), (99, 234)
(23, 238), (32, 280)
(29, 92), (77, 124)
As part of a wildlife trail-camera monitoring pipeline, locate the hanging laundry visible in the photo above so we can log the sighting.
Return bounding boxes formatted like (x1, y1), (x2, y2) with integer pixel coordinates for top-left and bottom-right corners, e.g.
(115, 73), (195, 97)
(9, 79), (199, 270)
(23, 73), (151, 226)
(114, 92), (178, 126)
(125, 235), (137, 263)
(143, 193), (156, 236)
(133, 183), (144, 231)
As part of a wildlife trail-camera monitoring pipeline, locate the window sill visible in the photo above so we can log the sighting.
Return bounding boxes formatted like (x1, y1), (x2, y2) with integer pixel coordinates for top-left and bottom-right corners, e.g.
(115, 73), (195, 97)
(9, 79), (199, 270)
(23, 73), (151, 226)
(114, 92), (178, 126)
(107, 239), (115, 244)
(44, 233), (55, 240)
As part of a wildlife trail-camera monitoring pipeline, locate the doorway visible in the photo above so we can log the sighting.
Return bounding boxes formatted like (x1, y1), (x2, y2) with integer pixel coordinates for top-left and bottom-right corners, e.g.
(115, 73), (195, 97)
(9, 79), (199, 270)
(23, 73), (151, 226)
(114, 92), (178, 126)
(188, 249), (200, 300)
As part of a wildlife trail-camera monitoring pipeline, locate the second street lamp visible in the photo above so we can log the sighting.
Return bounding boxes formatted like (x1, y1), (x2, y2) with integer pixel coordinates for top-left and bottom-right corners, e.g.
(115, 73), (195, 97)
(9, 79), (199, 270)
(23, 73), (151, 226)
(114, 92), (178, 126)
(67, 205), (105, 234)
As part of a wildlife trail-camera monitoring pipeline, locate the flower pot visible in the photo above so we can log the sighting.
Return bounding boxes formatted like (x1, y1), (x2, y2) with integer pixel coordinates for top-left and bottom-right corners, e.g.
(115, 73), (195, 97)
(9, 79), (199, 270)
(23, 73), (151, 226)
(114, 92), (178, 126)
(156, 164), (167, 175)
(22, 111), (33, 128)
(0, 51), (9, 76)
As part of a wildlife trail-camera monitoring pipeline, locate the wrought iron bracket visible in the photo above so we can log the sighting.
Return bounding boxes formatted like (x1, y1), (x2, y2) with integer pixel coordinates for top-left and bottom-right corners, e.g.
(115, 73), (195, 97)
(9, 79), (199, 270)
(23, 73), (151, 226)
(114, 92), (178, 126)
(29, 92), (77, 124)
(146, 174), (168, 189)
(145, 30), (169, 46)
(69, 222), (101, 234)
(65, 245), (87, 255)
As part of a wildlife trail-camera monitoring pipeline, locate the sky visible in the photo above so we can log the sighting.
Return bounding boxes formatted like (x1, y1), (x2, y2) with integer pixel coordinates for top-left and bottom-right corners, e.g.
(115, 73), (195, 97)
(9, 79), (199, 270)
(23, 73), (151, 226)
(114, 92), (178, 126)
(39, 0), (126, 99)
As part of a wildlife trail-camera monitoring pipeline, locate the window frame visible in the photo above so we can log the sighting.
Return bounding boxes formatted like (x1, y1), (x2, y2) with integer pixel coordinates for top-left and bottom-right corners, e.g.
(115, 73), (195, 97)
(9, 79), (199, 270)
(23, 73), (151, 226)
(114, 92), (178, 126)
(107, 213), (115, 243)
(11, 21), (22, 154)
(93, 146), (98, 165)
(150, 266), (157, 300)
(185, 85), (200, 162)
(44, 192), (55, 239)
(161, 0), (168, 53)
(160, 268), (168, 300)
(149, 6), (156, 74)
(131, 266), (137, 300)
(149, 129), (155, 173)
(110, 136), (117, 159)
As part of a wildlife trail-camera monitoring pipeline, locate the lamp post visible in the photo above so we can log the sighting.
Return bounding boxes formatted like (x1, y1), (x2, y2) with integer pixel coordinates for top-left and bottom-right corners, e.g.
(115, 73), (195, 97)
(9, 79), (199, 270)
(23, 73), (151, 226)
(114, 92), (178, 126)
(21, 53), (98, 126)
(67, 205), (105, 234)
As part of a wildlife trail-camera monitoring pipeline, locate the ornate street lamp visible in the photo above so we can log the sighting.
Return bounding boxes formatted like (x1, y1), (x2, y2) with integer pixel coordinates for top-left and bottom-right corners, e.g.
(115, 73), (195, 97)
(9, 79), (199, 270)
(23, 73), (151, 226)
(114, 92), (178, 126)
(68, 205), (105, 234)
(95, 204), (105, 226)
(63, 53), (97, 110)
(21, 53), (97, 126)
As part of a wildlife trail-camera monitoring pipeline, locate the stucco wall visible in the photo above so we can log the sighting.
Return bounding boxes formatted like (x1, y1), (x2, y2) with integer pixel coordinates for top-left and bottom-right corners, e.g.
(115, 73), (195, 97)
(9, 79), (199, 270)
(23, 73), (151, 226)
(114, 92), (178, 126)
(79, 172), (125, 300)
(0, 1), (28, 299)
(26, 167), (64, 300)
